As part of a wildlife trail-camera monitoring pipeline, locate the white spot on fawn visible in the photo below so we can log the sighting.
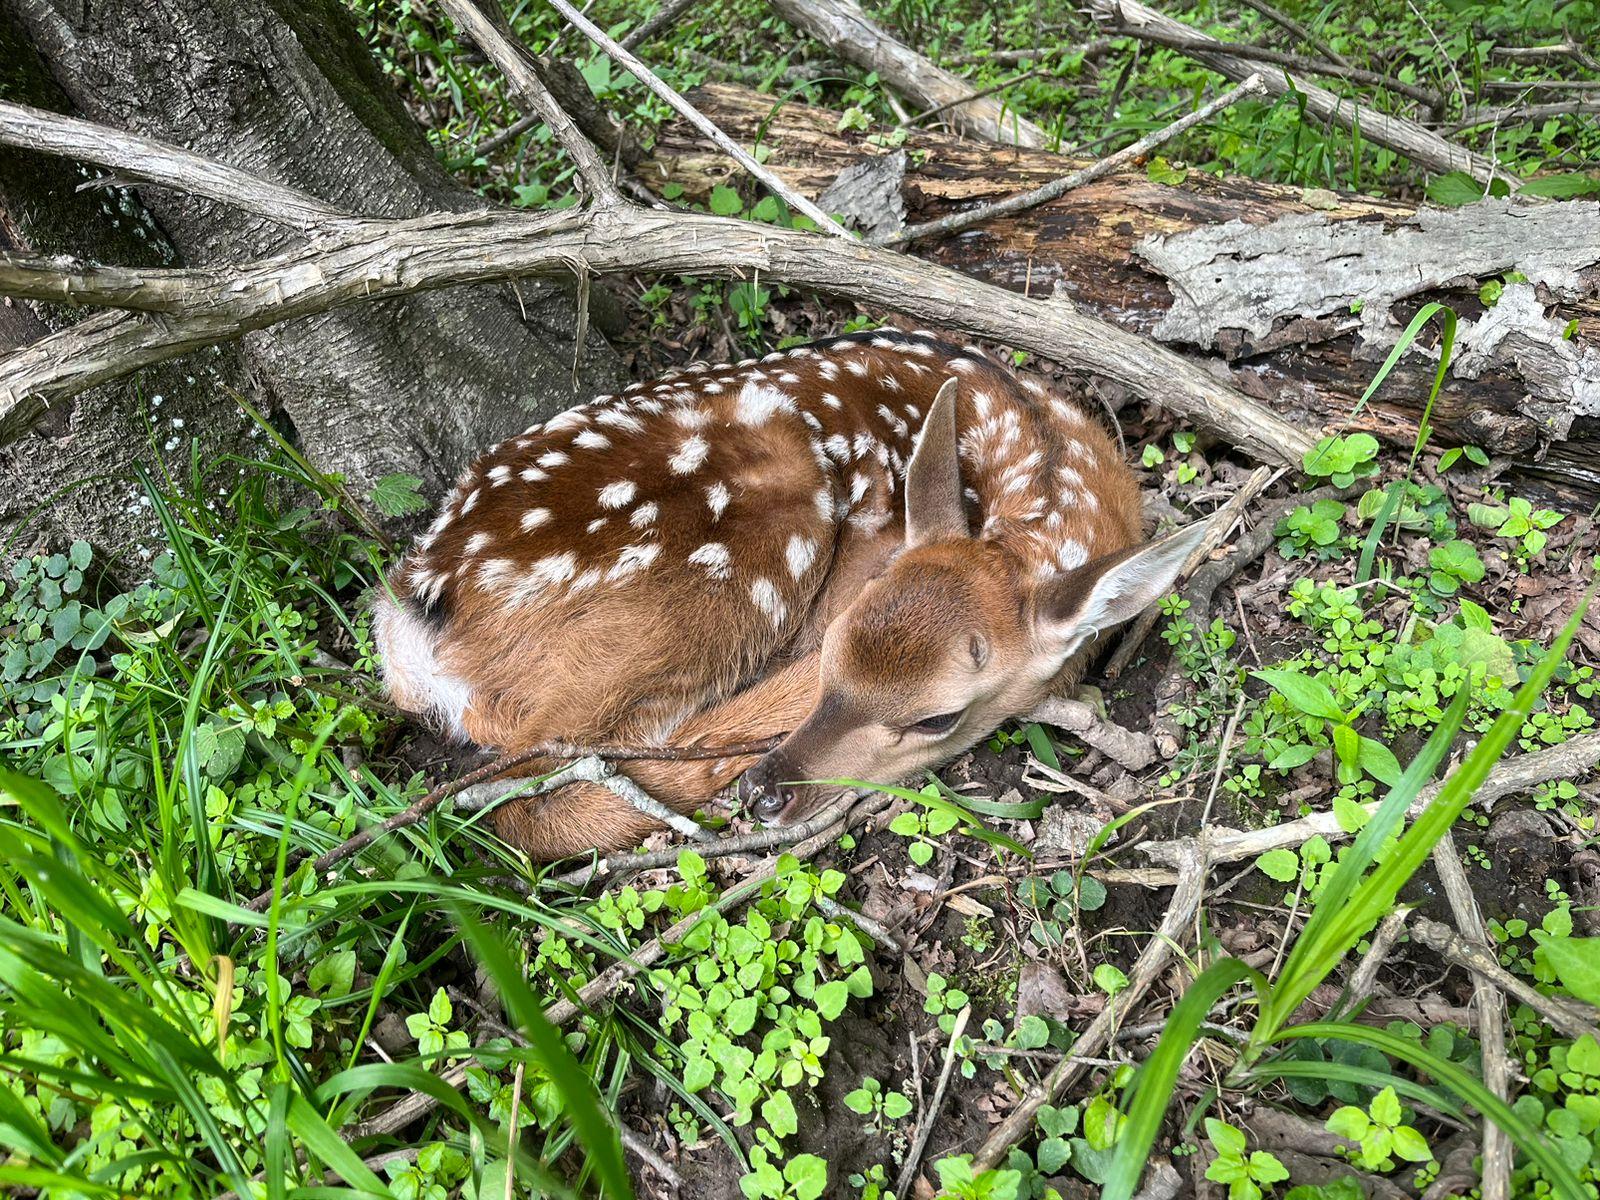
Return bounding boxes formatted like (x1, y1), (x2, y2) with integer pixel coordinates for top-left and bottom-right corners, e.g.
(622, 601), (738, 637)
(521, 507), (551, 531)
(461, 488), (480, 514)
(487, 464), (512, 486)
(736, 382), (796, 426)
(519, 466), (547, 483)
(631, 502), (659, 528)
(574, 429), (611, 451)
(706, 482), (731, 519)
(587, 517), (609, 533)
(670, 434), (710, 474)
(598, 480), (636, 509)
(1056, 540), (1087, 570)
(750, 577), (787, 626)
(464, 532), (492, 555)
(596, 409), (645, 433)
(785, 535), (817, 579)
(537, 450), (569, 469)
(609, 543), (660, 580)
(689, 542), (732, 580)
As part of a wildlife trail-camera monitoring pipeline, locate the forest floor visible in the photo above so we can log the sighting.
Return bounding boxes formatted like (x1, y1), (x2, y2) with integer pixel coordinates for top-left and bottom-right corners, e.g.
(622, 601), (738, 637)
(4, 2), (1600, 1199)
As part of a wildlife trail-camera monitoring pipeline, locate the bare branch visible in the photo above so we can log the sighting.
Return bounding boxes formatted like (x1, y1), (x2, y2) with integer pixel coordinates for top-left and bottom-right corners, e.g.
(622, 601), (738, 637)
(620, 0), (700, 50)
(1236, 0), (1350, 68)
(768, 0), (1051, 148)
(0, 201), (1313, 466)
(0, 100), (347, 229)
(435, 0), (619, 202)
(880, 74), (1267, 247)
(546, 0), (850, 236)
(1452, 98), (1600, 130)
(1093, 0), (1502, 182)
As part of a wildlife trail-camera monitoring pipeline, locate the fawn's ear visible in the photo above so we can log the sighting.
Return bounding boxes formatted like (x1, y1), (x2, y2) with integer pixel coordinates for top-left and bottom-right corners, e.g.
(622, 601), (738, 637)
(1035, 518), (1216, 654)
(904, 378), (967, 547)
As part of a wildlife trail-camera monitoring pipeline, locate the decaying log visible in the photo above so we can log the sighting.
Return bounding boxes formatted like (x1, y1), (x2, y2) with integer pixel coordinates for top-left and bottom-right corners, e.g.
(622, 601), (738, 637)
(642, 84), (1600, 504)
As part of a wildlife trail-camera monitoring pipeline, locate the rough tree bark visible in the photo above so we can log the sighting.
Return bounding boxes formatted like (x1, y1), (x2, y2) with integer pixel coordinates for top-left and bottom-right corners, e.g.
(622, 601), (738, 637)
(644, 84), (1600, 505)
(0, 0), (620, 561)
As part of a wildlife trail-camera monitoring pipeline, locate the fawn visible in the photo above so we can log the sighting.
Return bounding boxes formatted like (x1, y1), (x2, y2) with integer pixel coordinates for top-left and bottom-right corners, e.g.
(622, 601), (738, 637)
(374, 330), (1208, 859)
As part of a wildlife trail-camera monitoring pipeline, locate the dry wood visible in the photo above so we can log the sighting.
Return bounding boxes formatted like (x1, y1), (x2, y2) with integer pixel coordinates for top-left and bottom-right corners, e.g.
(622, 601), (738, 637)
(641, 85), (1600, 503)
(767, 0), (1051, 147)
(0, 183), (1313, 471)
(1091, 0), (1500, 182)
(0, 100), (347, 231)
(898, 1004), (973, 1197)
(1235, 0), (1350, 68)
(1430, 832), (1510, 1200)
(881, 74), (1267, 246)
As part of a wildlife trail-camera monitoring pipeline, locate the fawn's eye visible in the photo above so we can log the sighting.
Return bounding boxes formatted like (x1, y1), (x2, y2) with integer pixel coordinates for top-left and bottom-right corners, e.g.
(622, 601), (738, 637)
(909, 709), (963, 735)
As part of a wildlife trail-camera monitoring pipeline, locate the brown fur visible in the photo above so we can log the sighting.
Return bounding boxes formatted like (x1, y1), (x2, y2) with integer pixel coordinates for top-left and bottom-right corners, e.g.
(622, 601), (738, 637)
(374, 331), (1149, 859)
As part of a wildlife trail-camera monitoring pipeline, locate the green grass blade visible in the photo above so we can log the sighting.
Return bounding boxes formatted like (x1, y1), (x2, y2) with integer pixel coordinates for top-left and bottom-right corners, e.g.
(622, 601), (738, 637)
(1103, 957), (1265, 1200)
(1267, 593), (1588, 1032)
(1277, 1022), (1587, 1200)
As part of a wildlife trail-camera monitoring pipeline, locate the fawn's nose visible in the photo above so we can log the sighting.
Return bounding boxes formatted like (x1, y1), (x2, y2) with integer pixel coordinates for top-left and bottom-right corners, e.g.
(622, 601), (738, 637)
(737, 757), (794, 821)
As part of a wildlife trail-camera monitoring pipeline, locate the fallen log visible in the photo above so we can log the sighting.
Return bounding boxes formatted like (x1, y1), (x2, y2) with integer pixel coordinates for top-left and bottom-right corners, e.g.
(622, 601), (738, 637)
(641, 84), (1600, 505)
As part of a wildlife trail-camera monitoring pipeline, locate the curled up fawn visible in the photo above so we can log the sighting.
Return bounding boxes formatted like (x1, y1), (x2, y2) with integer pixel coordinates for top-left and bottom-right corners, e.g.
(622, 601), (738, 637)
(374, 330), (1210, 859)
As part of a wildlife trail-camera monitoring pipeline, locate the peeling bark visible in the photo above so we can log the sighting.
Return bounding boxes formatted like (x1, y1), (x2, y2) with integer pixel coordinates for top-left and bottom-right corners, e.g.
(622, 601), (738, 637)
(644, 84), (1600, 503)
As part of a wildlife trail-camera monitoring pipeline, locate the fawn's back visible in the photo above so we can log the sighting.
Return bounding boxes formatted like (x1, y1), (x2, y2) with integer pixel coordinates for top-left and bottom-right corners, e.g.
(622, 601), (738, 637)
(374, 330), (1193, 857)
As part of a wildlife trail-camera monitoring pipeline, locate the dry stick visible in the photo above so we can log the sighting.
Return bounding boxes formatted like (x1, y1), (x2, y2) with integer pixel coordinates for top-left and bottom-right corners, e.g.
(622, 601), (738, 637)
(1452, 99), (1600, 130)
(766, 0), (1050, 148)
(0, 207), (1315, 469)
(1347, 907), (1411, 1000)
(238, 735), (780, 913)
(0, 101), (347, 231)
(545, 0), (847, 236)
(620, 0), (700, 49)
(1102, 465), (1277, 681)
(949, 37), (1117, 68)
(1027, 695), (1158, 772)
(896, 1005), (973, 1198)
(878, 74), (1266, 247)
(973, 840), (1207, 1171)
(1091, 0), (1500, 182)
(1236, 0), (1351, 68)
(1104, 30), (1437, 109)
(436, 0), (618, 201)
(1430, 832), (1511, 1200)
(1411, 915), (1600, 1044)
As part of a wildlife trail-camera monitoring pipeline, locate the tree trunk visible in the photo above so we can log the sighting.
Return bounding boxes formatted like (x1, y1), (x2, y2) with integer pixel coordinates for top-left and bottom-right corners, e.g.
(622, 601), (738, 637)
(0, 0), (621, 561)
(644, 83), (1600, 506)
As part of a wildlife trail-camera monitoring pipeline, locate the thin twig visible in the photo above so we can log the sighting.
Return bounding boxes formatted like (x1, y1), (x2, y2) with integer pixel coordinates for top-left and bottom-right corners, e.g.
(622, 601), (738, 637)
(1236, 0), (1350, 68)
(1347, 907), (1411, 999)
(896, 1005), (972, 1197)
(879, 75), (1266, 247)
(436, 0), (619, 202)
(1430, 832), (1510, 1200)
(620, 0), (701, 49)
(1411, 915), (1600, 1045)
(1451, 99), (1600, 131)
(239, 735), (781, 913)
(1103, 465), (1277, 680)
(546, 0), (848, 236)
(973, 840), (1208, 1170)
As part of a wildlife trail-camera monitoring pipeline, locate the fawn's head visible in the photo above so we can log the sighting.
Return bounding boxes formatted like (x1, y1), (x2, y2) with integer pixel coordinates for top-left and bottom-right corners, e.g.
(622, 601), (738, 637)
(739, 378), (1213, 822)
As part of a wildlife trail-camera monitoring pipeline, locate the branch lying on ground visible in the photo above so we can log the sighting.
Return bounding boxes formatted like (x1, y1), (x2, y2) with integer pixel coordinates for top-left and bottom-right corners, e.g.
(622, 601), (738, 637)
(544, 0), (847, 235)
(0, 206), (1314, 468)
(1430, 832), (1510, 1200)
(1410, 914), (1600, 1043)
(1236, 0), (1350, 68)
(1028, 695), (1158, 771)
(1092, 0), (1501, 182)
(879, 75), (1267, 247)
(766, 0), (1050, 147)
(238, 734), (780, 914)
(620, 0), (699, 49)
(0, 102), (348, 231)
(1451, 99), (1600, 131)
(1113, 29), (1437, 108)
(974, 841), (1207, 1170)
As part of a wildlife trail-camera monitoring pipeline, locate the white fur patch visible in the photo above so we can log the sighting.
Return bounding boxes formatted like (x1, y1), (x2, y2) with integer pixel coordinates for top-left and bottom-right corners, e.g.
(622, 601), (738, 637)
(598, 480), (637, 509)
(689, 542), (732, 580)
(596, 408), (645, 432)
(372, 594), (473, 741)
(1057, 540), (1087, 570)
(464, 532), (492, 555)
(519, 466), (547, 483)
(670, 434), (710, 474)
(785, 535), (817, 579)
(609, 542), (660, 580)
(574, 429), (611, 451)
(750, 577), (787, 626)
(487, 464), (512, 486)
(631, 502), (659, 528)
(461, 488), (480, 514)
(706, 483), (731, 519)
(735, 382), (796, 426)
(521, 507), (551, 531)
(587, 517), (609, 534)
(537, 450), (569, 469)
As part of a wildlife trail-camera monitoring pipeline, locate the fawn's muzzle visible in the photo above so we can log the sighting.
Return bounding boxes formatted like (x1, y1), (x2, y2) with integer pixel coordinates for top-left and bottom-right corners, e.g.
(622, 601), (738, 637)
(737, 755), (797, 822)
